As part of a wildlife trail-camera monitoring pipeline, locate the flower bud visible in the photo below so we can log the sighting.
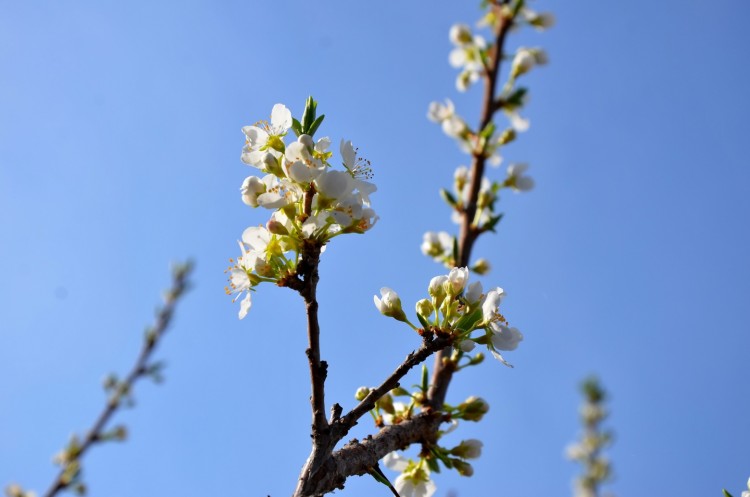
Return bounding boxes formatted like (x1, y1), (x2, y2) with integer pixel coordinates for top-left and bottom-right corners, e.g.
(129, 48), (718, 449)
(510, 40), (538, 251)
(459, 339), (476, 352)
(266, 219), (289, 236)
(458, 396), (489, 422)
(445, 267), (470, 296)
(416, 298), (433, 320)
(452, 459), (474, 477)
(298, 133), (314, 150)
(511, 48), (536, 79)
(454, 165), (469, 195)
(374, 287), (408, 322)
(354, 386), (370, 401)
(377, 393), (395, 414)
(471, 259), (491, 276)
(498, 128), (516, 146)
(451, 439), (483, 459)
(240, 176), (266, 207)
(429, 275), (448, 302)
(449, 24), (473, 45)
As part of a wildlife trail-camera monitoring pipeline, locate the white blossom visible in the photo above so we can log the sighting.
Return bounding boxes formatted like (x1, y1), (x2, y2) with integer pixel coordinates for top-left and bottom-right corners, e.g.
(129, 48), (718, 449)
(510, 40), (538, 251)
(374, 287), (406, 321)
(445, 267), (470, 296)
(506, 163), (535, 192)
(241, 104), (292, 168)
(421, 231), (453, 260)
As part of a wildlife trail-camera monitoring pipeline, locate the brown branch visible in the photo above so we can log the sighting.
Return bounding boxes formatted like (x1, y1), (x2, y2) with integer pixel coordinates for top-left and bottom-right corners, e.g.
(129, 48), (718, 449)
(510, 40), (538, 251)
(299, 412), (449, 496)
(41, 261), (193, 497)
(428, 0), (515, 411)
(334, 332), (454, 437)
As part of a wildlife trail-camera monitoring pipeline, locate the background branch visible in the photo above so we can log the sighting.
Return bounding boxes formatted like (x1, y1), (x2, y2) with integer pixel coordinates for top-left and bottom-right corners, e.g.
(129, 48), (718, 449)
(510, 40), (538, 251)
(41, 261), (193, 497)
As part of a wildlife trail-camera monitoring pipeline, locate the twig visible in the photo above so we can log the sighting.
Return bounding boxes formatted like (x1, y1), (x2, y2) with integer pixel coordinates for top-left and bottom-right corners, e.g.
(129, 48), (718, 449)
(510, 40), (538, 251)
(41, 261), (193, 497)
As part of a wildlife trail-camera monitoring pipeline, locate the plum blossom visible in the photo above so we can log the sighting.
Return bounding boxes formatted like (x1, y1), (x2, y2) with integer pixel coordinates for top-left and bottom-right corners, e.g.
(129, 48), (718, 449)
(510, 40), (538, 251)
(374, 287), (407, 322)
(481, 287), (523, 365)
(448, 23), (487, 92)
(283, 136), (326, 184)
(383, 453), (437, 497)
(225, 243), (259, 319)
(521, 8), (556, 31)
(511, 47), (548, 79)
(241, 104), (292, 168)
(444, 267), (470, 296)
(421, 231), (453, 262)
(505, 163), (535, 192)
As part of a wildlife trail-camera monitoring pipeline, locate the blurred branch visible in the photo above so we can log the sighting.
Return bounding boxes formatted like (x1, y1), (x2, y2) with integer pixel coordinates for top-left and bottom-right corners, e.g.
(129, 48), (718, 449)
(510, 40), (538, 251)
(37, 261), (194, 497)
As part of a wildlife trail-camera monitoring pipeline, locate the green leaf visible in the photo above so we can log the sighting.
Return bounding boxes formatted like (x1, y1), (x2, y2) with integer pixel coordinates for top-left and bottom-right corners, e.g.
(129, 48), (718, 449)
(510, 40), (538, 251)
(426, 456), (441, 474)
(440, 188), (457, 207)
(367, 465), (401, 497)
(505, 87), (528, 107)
(291, 118), (302, 137)
(308, 114), (325, 137)
(301, 96), (317, 131)
(416, 312), (431, 331)
(483, 213), (504, 233)
(454, 308), (483, 333)
(421, 365), (429, 393)
(723, 490), (734, 497)
(452, 236), (459, 266)
(479, 121), (496, 140)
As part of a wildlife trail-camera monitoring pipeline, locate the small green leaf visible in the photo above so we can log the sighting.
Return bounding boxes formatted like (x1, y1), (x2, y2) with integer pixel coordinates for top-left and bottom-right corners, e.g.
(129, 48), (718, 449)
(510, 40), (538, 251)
(416, 312), (431, 331)
(301, 96), (317, 131)
(440, 188), (457, 207)
(308, 114), (325, 137)
(479, 121), (496, 140)
(426, 456), (441, 474)
(452, 236), (459, 266)
(505, 87), (528, 107)
(483, 213), (504, 233)
(454, 308), (483, 333)
(421, 365), (429, 393)
(291, 118), (302, 137)
(723, 490), (734, 497)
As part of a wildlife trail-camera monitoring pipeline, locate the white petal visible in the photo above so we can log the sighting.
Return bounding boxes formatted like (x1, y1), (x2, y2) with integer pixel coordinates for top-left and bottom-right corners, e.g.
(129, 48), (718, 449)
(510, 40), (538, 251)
(238, 293), (252, 319)
(382, 452), (409, 471)
(340, 139), (356, 169)
(270, 104), (292, 132)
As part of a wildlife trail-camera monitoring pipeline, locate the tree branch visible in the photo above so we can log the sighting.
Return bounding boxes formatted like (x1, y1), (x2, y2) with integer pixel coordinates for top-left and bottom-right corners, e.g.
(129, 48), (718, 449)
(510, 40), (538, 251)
(428, 1), (514, 410)
(41, 261), (193, 497)
(334, 332), (453, 437)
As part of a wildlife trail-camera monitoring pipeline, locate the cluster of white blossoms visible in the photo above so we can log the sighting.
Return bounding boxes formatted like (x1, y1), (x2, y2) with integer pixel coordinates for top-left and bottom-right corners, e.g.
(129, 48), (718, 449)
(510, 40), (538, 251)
(374, 267), (523, 366)
(448, 24), (487, 92)
(226, 98), (377, 318)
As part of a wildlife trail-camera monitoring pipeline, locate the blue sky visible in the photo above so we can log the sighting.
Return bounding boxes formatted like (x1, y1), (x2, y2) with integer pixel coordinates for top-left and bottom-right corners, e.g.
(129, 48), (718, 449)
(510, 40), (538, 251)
(1, 1), (749, 496)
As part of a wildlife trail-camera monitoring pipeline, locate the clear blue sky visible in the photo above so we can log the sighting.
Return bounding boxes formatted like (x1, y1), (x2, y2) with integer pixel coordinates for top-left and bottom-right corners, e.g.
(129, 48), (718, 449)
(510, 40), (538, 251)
(1, 1), (749, 496)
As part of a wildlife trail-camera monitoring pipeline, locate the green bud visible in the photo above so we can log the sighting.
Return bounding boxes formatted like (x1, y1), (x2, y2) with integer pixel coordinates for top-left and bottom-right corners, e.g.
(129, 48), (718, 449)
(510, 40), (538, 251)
(471, 258), (491, 275)
(458, 396), (489, 422)
(452, 459), (474, 477)
(377, 393), (395, 415)
(416, 299), (433, 320)
(354, 386), (370, 401)
(498, 128), (516, 145)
